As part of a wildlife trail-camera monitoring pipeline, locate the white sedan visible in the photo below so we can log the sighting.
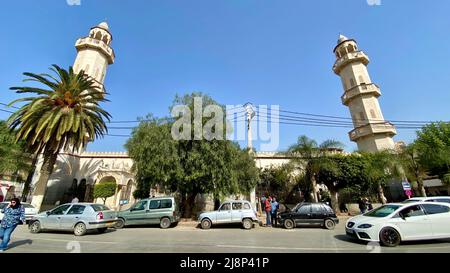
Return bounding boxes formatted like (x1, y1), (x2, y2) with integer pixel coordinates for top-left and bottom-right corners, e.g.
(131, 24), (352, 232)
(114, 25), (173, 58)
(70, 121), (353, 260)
(346, 202), (450, 247)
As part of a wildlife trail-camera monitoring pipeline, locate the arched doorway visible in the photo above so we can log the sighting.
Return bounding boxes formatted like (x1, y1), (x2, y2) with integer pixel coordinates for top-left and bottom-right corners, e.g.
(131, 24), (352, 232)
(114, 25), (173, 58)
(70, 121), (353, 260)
(77, 179), (87, 202)
(120, 180), (133, 201)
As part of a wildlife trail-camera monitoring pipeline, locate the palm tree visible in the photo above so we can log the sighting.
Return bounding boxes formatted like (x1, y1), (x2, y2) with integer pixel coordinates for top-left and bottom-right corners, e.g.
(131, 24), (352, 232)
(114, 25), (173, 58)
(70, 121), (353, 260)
(288, 135), (344, 203)
(7, 65), (111, 211)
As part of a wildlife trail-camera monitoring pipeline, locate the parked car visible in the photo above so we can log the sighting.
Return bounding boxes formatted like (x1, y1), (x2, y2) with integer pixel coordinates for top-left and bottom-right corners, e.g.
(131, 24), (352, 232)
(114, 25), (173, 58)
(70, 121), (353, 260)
(198, 200), (258, 230)
(115, 196), (180, 229)
(346, 202), (450, 247)
(278, 202), (339, 230)
(403, 196), (450, 204)
(0, 202), (38, 223)
(28, 203), (117, 236)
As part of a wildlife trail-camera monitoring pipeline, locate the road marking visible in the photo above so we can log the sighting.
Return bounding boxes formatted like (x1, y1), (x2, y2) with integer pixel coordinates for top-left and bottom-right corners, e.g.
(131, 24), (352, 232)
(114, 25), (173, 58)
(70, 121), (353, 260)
(14, 236), (118, 245)
(216, 244), (450, 251)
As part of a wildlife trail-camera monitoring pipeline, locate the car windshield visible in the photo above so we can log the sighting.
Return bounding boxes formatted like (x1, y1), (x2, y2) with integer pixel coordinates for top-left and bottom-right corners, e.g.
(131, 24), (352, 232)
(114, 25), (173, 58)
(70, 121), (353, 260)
(0, 203), (6, 209)
(364, 205), (401, 218)
(91, 204), (110, 212)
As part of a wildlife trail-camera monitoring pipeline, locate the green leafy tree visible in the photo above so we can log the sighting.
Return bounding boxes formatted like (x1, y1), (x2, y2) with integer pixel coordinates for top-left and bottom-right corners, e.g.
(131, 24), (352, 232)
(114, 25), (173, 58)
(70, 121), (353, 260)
(0, 120), (32, 175)
(93, 181), (116, 204)
(259, 164), (296, 202)
(288, 135), (344, 203)
(126, 93), (259, 218)
(7, 65), (111, 210)
(415, 122), (450, 185)
(398, 143), (428, 197)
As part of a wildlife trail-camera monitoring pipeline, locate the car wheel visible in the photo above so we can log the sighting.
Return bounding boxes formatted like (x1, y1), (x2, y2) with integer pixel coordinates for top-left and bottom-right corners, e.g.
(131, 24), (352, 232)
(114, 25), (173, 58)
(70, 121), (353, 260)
(379, 227), (401, 247)
(97, 227), (108, 234)
(115, 218), (125, 229)
(242, 219), (253, 230)
(324, 219), (336, 230)
(160, 217), (171, 229)
(201, 219), (212, 230)
(284, 219), (295, 229)
(29, 221), (41, 234)
(74, 222), (87, 236)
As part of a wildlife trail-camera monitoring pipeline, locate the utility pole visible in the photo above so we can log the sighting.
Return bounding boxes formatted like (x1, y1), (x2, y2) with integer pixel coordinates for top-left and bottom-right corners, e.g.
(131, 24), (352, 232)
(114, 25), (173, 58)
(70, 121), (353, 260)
(244, 103), (257, 213)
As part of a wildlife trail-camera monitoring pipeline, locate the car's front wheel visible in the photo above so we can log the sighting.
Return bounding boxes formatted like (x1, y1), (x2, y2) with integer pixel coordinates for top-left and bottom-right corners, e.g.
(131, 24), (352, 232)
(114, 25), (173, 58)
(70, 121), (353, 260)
(201, 219), (212, 230)
(283, 219), (295, 229)
(379, 227), (401, 247)
(242, 219), (253, 230)
(324, 219), (336, 230)
(74, 222), (87, 236)
(29, 221), (41, 234)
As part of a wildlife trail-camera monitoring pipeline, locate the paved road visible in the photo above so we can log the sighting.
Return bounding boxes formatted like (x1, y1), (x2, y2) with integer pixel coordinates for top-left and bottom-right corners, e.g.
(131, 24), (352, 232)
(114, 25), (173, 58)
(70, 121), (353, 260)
(4, 223), (450, 253)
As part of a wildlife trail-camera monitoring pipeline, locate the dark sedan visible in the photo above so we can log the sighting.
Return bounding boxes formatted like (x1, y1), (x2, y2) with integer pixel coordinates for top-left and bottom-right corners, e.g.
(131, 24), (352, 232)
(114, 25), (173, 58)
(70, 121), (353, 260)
(278, 202), (339, 230)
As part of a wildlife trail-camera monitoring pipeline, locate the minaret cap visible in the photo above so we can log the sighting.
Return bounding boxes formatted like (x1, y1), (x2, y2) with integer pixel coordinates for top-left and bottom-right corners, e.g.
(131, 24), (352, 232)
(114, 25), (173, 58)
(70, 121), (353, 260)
(97, 22), (109, 31)
(337, 34), (349, 44)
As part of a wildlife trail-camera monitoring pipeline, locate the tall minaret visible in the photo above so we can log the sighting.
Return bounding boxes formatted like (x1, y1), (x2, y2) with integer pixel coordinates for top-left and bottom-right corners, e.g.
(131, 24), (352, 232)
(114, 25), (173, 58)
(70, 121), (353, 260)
(73, 22), (115, 92)
(333, 35), (396, 152)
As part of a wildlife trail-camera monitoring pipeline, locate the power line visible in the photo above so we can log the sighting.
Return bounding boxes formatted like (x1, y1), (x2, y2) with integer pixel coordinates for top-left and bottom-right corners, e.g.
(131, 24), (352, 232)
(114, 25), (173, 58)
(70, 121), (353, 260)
(0, 108), (14, 114)
(0, 103), (20, 110)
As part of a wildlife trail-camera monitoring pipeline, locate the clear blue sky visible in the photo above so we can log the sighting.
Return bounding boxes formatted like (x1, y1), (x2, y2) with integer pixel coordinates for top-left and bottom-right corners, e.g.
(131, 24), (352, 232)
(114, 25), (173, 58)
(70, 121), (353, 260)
(1, 0), (450, 152)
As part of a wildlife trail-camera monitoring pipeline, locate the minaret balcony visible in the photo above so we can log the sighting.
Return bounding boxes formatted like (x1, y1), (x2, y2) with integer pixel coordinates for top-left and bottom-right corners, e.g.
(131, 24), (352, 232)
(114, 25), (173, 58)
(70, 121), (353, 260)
(349, 122), (397, 142)
(75, 37), (115, 64)
(333, 51), (369, 74)
(341, 83), (381, 105)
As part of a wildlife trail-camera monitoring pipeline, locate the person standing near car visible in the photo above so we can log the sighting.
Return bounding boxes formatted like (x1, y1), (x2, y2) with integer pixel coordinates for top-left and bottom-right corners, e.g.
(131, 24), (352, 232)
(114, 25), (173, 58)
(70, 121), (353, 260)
(0, 198), (25, 252)
(264, 197), (272, 227)
(270, 197), (279, 227)
(358, 197), (367, 214)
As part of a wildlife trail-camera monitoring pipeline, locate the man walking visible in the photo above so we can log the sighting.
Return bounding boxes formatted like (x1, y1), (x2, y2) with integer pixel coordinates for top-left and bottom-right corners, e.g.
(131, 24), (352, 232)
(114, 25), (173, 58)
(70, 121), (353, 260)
(0, 198), (25, 251)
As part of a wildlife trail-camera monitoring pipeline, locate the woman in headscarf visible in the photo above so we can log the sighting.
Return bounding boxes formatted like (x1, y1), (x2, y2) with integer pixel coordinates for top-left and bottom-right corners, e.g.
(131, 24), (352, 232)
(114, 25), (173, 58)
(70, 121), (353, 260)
(0, 198), (25, 251)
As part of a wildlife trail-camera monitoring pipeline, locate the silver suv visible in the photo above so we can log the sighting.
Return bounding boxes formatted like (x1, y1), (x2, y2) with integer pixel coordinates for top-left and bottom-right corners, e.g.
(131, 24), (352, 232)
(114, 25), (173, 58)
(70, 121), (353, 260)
(198, 200), (258, 230)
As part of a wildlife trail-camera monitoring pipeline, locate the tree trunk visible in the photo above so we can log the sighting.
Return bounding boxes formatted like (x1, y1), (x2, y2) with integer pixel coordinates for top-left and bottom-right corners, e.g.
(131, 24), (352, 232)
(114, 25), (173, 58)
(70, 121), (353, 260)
(417, 176), (427, 197)
(30, 150), (59, 212)
(21, 154), (39, 202)
(310, 175), (318, 203)
(329, 189), (340, 214)
(377, 183), (387, 204)
(183, 192), (198, 219)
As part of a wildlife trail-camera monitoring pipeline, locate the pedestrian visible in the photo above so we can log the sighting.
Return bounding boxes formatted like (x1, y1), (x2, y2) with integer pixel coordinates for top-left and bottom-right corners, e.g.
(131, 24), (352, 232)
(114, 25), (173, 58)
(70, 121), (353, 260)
(264, 196), (272, 227)
(358, 197), (367, 214)
(270, 197), (279, 227)
(0, 198), (25, 252)
(71, 196), (79, 203)
(339, 202), (348, 213)
(366, 198), (373, 211)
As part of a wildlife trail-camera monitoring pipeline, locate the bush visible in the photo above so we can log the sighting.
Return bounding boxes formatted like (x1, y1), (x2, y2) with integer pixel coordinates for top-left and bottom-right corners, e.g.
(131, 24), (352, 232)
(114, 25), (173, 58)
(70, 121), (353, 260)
(93, 181), (116, 204)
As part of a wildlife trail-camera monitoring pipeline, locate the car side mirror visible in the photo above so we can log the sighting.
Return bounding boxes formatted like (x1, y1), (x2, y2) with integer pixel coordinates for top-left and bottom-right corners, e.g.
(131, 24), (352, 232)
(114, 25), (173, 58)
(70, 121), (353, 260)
(46, 211), (51, 216)
(399, 213), (406, 220)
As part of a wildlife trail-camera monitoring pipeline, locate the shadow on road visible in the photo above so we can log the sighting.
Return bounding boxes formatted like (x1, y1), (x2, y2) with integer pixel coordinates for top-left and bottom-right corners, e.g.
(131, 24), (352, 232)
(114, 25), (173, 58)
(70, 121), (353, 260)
(334, 234), (368, 245)
(8, 239), (33, 250)
(35, 228), (116, 236)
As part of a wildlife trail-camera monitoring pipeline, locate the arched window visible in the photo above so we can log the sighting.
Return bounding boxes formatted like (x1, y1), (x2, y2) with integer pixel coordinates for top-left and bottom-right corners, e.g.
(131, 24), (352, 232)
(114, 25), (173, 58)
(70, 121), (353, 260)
(370, 109), (377, 119)
(349, 78), (355, 88)
(102, 36), (109, 44)
(95, 32), (102, 40)
(358, 75), (365, 84)
(348, 44), (355, 53)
